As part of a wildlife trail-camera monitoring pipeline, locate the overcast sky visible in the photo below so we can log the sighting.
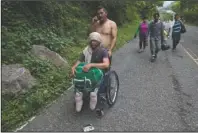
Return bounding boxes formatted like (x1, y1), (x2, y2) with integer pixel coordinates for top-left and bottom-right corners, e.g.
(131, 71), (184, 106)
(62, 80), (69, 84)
(163, 1), (174, 7)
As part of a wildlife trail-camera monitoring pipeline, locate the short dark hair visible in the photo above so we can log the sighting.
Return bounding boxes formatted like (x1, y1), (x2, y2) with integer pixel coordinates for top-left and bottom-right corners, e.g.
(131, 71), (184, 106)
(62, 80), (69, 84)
(97, 6), (108, 13)
(153, 12), (160, 17)
(142, 16), (147, 19)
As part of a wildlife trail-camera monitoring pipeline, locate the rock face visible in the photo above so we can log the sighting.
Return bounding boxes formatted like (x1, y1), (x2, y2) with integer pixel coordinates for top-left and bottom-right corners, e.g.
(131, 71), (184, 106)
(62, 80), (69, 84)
(31, 45), (69, 69)
(1, 64), (37, 96)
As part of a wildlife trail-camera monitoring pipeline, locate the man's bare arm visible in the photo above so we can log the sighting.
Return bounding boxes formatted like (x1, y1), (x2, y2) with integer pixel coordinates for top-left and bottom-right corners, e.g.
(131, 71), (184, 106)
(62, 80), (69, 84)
(110, 21), (117, 51)
(91, 16), (98, 31)
(90, 58), (110, 69)
(72, 60), (81, 68)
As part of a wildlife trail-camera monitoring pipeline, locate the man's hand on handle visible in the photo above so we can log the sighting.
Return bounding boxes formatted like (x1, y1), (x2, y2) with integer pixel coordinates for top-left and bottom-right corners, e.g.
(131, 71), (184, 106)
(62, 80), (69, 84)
(83, 64), (92, 72)
(108, 50), (112, 57)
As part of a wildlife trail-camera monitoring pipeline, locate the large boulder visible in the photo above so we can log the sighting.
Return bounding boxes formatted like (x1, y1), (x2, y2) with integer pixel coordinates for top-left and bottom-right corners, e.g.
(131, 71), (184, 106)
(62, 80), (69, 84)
(1, 64), (37, 96)
(31, 45), (69, 69)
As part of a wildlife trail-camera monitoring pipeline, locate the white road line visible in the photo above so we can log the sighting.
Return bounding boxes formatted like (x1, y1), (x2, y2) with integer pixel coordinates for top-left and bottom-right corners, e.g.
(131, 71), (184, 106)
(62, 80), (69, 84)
(14, 84), (74, 132)
(181, 45), (198, 66)
(186, 48), (198, 59)
(14, 116), (35, 132)
(14, 123), (28, 132)
(29, 116), (36, 122)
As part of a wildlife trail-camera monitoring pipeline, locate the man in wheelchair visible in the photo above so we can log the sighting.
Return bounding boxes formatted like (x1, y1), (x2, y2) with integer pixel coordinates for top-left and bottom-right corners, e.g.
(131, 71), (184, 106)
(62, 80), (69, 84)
(71, 32), (110, 112)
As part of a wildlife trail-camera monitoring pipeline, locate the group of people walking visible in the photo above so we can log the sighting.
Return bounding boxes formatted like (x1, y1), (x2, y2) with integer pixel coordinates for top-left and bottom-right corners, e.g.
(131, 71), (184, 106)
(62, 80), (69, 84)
(71, 7), (186, 112)
(134, 13), (186, 62)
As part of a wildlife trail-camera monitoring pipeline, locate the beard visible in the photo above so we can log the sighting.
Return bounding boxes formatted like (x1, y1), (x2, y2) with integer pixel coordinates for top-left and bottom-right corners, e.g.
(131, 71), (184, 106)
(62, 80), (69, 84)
(90, 44), (100, 50)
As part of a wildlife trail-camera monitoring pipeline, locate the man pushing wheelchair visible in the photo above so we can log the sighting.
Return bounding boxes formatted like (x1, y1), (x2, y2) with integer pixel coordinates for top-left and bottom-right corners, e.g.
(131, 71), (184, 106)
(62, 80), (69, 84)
(71, 32), (110, 112)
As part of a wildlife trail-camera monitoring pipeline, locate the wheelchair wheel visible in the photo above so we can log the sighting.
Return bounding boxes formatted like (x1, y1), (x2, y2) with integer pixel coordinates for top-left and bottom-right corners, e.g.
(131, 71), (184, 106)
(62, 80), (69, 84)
(106, 70), (119, 107)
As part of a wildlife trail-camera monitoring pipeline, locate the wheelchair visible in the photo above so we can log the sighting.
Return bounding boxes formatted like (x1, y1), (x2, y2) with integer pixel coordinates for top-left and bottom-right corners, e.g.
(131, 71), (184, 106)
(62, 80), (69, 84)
(72, 67), (119, 117)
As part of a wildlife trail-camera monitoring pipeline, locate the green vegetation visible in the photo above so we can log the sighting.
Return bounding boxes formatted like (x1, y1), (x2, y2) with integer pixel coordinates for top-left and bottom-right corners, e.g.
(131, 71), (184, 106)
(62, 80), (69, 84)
(160, 13), (173, 21)
(1, 1), (163, 131)
(170, 1), (198, 25)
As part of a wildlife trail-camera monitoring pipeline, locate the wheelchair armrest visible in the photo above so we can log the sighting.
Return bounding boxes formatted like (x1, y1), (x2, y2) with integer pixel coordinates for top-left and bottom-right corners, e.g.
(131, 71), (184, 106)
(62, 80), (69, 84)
(73, 77), (92, 86)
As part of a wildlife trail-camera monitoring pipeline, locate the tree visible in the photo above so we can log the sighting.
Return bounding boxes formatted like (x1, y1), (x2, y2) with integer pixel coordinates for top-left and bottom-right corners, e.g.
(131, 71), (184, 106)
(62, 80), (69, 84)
(171, 1), (198, 25)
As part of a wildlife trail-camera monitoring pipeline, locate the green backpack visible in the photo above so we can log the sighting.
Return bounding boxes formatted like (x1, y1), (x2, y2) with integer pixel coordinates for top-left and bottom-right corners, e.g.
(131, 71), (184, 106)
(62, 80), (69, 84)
(73, 62), (104, 92)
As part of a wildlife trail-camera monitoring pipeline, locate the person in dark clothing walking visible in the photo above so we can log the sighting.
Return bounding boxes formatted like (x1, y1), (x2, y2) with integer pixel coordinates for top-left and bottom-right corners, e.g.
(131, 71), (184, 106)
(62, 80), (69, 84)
(172, 14), (185, 51)
(134, 16), (149, 53)
(149, 13), (165, 62)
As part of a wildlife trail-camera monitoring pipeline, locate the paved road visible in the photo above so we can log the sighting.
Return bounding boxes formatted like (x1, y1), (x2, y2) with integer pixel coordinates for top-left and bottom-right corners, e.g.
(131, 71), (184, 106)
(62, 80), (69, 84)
(18, 26), (198, 132)
(180, 25), (198, 60)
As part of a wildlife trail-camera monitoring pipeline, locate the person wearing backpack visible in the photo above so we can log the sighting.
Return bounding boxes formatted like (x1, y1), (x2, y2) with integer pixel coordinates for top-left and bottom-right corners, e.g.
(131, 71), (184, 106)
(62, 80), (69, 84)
(134, 16), (149, 53)
(172, 13), (186, 51)
(148, 13), (165, 62)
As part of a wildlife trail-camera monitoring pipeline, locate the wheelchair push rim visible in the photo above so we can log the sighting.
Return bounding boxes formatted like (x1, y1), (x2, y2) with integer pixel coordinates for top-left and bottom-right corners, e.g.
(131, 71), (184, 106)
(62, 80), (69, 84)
(106, 70), (119, 106)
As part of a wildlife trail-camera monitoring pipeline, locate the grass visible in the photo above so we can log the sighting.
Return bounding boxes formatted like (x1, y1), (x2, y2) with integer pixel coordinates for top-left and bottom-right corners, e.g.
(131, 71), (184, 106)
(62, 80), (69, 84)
(116, 21), (139, 50)
(1, 20), (139, 132)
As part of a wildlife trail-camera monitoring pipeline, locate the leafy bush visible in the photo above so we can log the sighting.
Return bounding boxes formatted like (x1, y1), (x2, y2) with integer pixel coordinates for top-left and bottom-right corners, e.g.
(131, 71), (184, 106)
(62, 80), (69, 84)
(183, 10), (198, 25)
